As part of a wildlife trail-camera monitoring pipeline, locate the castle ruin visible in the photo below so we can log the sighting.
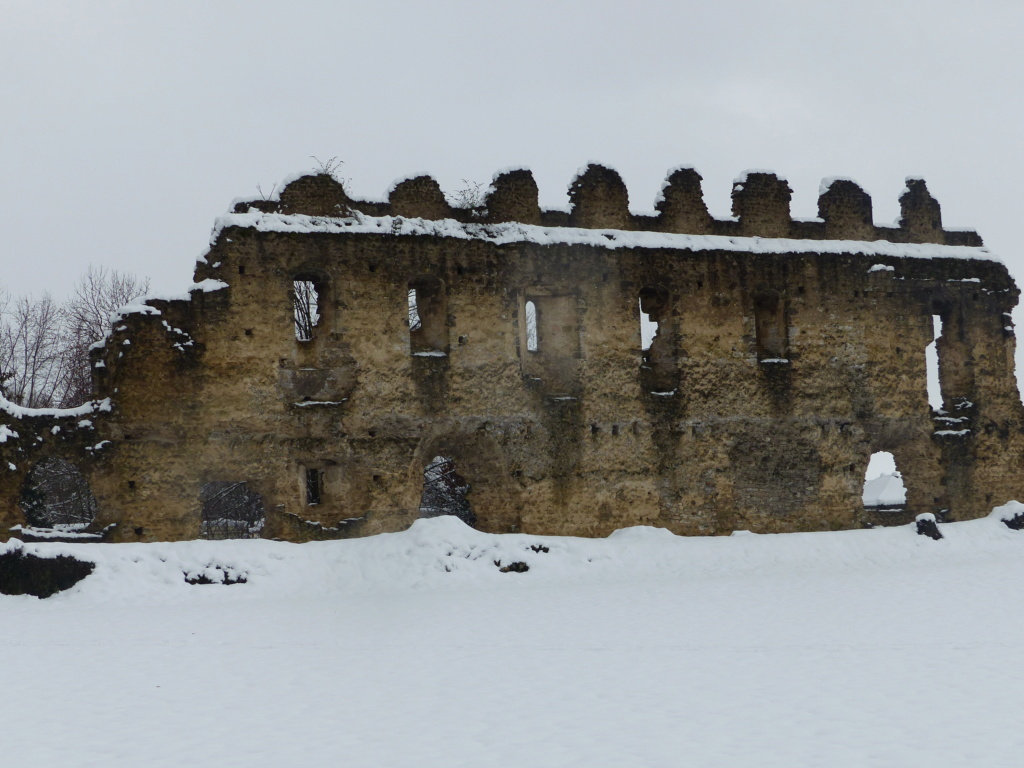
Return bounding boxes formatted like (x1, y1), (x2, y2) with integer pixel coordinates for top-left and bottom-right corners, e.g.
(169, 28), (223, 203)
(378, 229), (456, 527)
(1, 165), (1022, 542)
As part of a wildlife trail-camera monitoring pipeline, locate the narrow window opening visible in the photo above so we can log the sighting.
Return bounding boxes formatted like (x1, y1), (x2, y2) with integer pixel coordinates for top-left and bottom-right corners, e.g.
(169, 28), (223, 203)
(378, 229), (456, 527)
(418, 455), (476, 527)
(640, 297), (658, 352)
(639, 285), (674, 393)
(200, 481), (265, 540)
(20, 458), (97, 531)
(519, 294), (580, 388)
(862, 451), (907, 511)
(306, 468), (322, 505)
(525, 300), (539, 352)
(754, 294), (788, 361)
(408, 288), (422, 331)
(925, 314), (943, 411)
(639, 287), (669, 352)
(408, 277), (448, 354)
(293, 279), (321, 341)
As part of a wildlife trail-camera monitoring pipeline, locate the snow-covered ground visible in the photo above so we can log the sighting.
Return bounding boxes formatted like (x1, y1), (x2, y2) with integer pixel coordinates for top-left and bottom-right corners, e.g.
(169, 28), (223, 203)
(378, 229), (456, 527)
(4, 510), (1024, 767)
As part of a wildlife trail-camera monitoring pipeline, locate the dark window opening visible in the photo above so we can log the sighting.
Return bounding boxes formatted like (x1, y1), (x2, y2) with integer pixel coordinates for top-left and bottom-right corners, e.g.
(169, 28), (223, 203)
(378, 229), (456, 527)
(408, 276), (448, 354)
(293, 278), (321, 341)
(418, 455), (476, 527)
(862, 451), (907, 512)
(20, 458), (97, 530)
(754, 294), (788, 361)
(306, 468), (322, 505)
(200, 481), (265, 540)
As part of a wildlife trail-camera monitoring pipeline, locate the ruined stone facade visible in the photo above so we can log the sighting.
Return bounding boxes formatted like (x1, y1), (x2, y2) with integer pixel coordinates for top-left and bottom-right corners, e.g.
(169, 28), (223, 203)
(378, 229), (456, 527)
(1, 165), (1022, 542)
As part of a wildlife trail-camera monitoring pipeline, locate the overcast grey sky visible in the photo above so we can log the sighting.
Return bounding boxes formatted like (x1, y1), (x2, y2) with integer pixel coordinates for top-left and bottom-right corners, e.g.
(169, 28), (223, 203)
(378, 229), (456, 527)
(3, 0), (1022, 307)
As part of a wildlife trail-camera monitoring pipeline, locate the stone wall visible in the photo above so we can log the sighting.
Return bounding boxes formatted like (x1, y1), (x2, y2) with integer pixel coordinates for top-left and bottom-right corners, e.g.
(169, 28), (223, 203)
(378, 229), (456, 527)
(0, 165), (1019, 542)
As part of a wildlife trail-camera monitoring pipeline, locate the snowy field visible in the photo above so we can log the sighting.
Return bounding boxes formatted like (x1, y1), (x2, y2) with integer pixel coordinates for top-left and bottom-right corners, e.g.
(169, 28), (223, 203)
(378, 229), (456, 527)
(4, 511), (1024, 768)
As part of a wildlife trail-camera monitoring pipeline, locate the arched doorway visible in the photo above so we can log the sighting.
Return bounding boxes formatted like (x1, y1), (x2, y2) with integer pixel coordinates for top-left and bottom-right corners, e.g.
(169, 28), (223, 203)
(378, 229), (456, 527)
(418, 455), (476, 527)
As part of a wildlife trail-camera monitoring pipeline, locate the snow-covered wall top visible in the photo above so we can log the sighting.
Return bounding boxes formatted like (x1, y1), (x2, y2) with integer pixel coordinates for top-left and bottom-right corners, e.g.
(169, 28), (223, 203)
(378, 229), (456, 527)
(203, 210), (1000, 265)
(229, 165), (984, 250)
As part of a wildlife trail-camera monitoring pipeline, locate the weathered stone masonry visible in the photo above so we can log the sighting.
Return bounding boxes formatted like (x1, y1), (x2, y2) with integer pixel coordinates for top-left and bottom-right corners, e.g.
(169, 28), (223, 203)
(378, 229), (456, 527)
(1, 165), (1022, 542)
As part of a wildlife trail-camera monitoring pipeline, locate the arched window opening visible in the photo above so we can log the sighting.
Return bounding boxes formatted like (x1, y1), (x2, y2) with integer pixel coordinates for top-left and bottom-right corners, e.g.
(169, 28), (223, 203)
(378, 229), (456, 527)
(408, 277), (448, 355)
(419, 455), (476, 527)
(200, 481), (265, 540)
(925, 314), (943, 411)
(293, 278), (321, 341)
(754, 294), (788, 362)
(862, 451), (907, 511)
(525, 300), (539, 352)
(20, 458), (97, 530)
(520, 295), (578, 359)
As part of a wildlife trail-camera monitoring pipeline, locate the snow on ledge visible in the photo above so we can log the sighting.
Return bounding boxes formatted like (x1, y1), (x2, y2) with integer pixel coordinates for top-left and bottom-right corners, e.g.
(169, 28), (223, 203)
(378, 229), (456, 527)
(206, 210), (1002, 264)
(0, 395), (112, 421)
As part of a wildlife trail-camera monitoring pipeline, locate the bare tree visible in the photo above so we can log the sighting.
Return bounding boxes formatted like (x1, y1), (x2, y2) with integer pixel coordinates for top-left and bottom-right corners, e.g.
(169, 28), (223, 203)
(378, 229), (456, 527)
(0, 293), (67, 408)
(58, 266), (149, 407)
(21, 458), (98, 529)
(0, 288), (11, 399)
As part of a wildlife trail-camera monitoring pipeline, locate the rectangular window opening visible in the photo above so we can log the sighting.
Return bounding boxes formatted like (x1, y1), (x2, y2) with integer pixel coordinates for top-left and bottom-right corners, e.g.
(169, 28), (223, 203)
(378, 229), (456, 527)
(293, 280), (320, 341)
(408, 278), (447, 354)
(640, 299), (658, 352)
(525, 300), (539, 352)
(925, 314), (943, 410)
(305, 468), (322, 505)
(408, 288), (422, 331)
(754, 295), (788, 362)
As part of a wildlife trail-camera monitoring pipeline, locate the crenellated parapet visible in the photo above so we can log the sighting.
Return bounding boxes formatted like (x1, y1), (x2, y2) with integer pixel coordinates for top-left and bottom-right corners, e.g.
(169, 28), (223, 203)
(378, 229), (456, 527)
(487, 168), (542, 225)
(655, 167), (713, 235)
(4, 156), (1012, 548)
(233, 164), (983, 247)
(818, 178), (875, 240)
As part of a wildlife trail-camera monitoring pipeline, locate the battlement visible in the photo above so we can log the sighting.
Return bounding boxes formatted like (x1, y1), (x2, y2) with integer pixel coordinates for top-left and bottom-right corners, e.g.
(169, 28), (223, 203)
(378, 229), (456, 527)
(1, 159), (1018, 546)
(236, 165), (983, 247)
